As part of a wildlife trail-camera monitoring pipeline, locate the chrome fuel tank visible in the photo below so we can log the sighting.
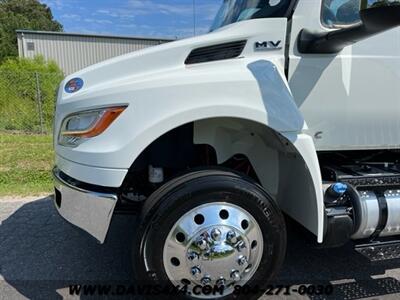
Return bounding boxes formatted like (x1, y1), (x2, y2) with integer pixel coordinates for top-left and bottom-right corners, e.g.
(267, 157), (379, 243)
(352, 190), (400, 240)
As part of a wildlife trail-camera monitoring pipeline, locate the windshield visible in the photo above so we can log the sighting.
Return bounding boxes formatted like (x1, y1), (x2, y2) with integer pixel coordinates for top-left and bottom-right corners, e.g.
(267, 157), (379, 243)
(210, 0), (293, 31)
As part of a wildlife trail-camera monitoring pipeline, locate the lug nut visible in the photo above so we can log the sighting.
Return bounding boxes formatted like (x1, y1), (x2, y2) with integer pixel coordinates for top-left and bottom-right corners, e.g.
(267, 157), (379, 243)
(230, 270), (241, 282)
(216, 277), (225, 287)
(237, 255), (247, 266)
(236, 240), (246, 251)
(226, 231), (237, 244)
(187, 251), (199, 261)
(201, 276), (212, 285)
(191, 267), (201, 277)
(211, 228), (222, 241)
(196, 238), (208, 250)
(203, 251), (211, 260)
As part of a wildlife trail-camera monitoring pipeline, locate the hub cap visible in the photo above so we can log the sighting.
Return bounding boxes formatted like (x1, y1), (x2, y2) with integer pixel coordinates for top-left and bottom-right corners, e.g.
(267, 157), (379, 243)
(162, 203), (263, 298)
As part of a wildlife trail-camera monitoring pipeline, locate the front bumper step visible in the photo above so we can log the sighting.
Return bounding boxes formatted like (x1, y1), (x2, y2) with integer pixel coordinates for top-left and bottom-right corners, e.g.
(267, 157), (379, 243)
(53, 168), (118, 243)
(355, 240), (400, 261)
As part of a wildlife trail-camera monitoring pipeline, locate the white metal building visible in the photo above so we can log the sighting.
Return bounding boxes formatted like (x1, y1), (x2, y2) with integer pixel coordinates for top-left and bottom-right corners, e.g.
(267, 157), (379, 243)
(17, 30), (174, 75)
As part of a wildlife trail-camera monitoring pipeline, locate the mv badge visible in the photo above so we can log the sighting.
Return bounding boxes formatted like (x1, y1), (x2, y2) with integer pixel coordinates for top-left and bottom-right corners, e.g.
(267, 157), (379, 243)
(254, 40), (282, 51)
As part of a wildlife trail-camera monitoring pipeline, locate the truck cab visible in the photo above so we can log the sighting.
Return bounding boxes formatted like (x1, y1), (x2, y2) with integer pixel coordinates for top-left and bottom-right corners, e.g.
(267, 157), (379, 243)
(53, 0), (400, 298)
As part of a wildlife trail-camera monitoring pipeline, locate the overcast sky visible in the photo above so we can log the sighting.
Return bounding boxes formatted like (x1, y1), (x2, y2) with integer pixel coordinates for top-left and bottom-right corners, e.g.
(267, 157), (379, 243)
(40, 0), (222, 39)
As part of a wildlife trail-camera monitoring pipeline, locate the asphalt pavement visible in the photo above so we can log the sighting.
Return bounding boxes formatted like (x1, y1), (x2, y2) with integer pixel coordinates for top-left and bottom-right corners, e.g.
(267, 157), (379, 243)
(1, 196), (400, 299)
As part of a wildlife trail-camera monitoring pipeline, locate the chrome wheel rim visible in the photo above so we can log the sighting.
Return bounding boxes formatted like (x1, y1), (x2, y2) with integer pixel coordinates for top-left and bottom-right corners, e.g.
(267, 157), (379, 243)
(162, 202), (264, 298)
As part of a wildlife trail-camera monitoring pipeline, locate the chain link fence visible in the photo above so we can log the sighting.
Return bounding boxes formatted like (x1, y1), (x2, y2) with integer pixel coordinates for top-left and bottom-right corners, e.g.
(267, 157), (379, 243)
(0, 71), (63, 134)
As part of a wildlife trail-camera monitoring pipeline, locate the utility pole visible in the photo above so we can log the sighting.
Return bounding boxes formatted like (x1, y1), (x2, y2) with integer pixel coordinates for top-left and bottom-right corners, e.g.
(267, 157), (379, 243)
(360, 0), (368, 9)
(193, 0), (196, 36)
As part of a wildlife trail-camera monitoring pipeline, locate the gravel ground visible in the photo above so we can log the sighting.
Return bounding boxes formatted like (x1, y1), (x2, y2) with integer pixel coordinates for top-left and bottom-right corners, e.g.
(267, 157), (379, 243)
(1, 196), (400, 299)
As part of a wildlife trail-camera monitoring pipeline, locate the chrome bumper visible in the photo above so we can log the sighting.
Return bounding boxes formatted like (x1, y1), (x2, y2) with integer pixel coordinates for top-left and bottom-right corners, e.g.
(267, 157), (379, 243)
(53, 168), (118, 243)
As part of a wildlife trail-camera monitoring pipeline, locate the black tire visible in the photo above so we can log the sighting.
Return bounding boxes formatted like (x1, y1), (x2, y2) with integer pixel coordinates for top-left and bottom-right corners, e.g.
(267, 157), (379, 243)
(132, 168), (287, 299)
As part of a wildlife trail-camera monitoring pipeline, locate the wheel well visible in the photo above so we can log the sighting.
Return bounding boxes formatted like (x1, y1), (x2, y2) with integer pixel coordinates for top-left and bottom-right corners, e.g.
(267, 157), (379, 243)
(120, 121), (260, 198)
(119, 117), (321, 242)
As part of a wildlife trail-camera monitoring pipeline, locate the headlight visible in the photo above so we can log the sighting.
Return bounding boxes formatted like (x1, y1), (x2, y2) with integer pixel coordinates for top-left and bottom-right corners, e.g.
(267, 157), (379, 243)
(59, 106), (126, 147)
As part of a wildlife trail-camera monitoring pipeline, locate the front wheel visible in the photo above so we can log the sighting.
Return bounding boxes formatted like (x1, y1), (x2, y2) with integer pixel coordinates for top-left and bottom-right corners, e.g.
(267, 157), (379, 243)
(132, 169), (287, 299)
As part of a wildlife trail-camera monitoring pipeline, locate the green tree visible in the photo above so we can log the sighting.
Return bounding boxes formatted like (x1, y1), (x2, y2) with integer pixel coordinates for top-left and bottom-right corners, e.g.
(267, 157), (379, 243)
(370, 0), (400, 7)
(0, 0), (62, 62)
(361, 0), (400, 8)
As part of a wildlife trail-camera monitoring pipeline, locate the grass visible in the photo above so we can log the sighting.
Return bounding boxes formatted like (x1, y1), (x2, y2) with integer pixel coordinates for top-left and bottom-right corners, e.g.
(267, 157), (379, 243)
(0, 132), (53, 197)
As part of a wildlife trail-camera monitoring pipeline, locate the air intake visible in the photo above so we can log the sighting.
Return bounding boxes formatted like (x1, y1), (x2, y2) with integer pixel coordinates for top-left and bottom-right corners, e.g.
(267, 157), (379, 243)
(185, 40), (247, 65)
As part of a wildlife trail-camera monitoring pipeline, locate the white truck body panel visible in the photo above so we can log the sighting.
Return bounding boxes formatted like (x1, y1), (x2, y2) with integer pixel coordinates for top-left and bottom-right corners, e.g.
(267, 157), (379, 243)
(289, 0), (400, 151)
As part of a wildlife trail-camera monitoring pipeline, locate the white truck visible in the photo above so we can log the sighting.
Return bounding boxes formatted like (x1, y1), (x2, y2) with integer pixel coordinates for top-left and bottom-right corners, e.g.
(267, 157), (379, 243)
(53, 0), (400, 298)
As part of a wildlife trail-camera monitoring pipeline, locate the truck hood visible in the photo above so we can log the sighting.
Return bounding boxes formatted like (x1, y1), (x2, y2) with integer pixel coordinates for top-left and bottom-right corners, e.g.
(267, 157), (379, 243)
(59, 18), (288, 102)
